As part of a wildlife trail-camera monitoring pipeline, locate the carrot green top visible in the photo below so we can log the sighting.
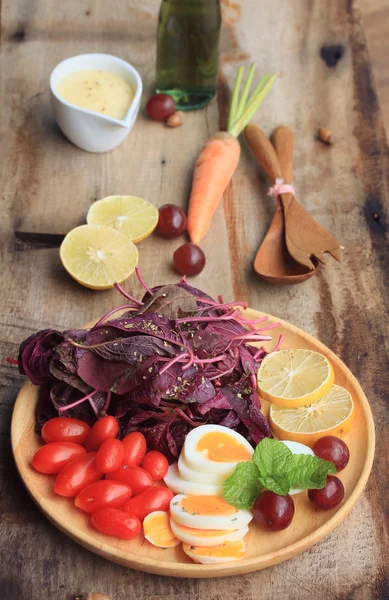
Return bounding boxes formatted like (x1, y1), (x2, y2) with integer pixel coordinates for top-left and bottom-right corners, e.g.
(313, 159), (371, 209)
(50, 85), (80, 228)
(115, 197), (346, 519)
(227, 64), (276, 138)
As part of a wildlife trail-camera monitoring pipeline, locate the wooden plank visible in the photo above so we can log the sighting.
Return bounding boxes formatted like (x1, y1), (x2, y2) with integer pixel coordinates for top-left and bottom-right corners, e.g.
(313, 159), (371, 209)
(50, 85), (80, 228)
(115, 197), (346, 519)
(0, 0), (388, 598)
(360, 0), (389, 132)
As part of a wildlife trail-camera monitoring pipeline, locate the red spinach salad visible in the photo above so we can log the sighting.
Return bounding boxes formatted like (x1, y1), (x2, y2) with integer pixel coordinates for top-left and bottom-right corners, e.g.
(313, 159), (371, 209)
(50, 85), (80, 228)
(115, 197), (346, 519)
(17, 276), (282, 461)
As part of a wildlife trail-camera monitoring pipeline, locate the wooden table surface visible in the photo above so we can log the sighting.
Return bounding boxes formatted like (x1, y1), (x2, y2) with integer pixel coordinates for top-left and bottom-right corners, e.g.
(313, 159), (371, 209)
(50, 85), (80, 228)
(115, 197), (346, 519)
(1, 1), (388, 599)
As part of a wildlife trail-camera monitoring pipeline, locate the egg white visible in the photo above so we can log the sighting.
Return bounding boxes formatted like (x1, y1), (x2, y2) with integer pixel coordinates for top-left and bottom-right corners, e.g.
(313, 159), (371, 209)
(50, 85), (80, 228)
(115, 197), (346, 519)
(183, 424), (254, 475)
(170, 494), (253, 530)
(178, 450), (226, 485)
(164, 462), (224, 496)
(281, 440), (315, 495)
(170, 518), (248, 546)
(182, 540), (245, 564)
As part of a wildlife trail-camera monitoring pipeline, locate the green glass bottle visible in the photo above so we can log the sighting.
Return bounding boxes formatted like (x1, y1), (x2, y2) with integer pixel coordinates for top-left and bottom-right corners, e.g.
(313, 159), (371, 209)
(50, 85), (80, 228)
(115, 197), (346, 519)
(156, 0), (221, 110)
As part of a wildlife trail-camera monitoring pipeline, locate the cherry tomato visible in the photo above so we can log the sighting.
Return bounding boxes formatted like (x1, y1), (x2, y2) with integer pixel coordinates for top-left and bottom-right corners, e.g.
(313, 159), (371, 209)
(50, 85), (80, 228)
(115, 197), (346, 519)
(313, 436), (350, 472)
(91, 508), (141, 539)
(122, 432), (147, 466)
(253, 491), (295, 531)
(173, 243), (206, 276)
(96, 438), (124, 473)
(141, 451), (169, 481)
(54, 452), (102, 497)
(32, 442), (86, 474)
(74, 480), (132, 513)
(107, 465), (154, 496)
(84, 416), (119, 452)
(41, 417), (90, 445)
(122, 487), (173, 521)
(308, 475), (344, 509)
(157, 204), (187, 239)
(146, 94), (175, 121)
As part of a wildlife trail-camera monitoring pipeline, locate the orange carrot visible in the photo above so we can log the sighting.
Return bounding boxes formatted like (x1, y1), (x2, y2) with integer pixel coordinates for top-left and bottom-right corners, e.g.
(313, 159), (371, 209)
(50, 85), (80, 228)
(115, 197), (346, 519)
(187, 133), (240, 245)
(186, 66), (276, 245)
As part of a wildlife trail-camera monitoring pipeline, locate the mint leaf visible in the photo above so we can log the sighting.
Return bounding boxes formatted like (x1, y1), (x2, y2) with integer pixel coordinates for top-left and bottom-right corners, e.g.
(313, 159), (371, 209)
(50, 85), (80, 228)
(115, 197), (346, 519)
(253, 438), (293, 479)
(223, 462), (262, 509)
(288, 454), (337, 490)
(253, 438), (293, 496)
(259, 474), (291, 496)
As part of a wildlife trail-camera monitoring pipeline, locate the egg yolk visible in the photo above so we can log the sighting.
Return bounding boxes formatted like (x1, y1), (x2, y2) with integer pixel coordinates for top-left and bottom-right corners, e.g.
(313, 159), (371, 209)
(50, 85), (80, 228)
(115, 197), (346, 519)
(180, 495), (238, 516)
(144, 512), (179, 548)
(196, 432), (252, 462)
(173, 523), (236, 537)
(185, 540), (245, 558)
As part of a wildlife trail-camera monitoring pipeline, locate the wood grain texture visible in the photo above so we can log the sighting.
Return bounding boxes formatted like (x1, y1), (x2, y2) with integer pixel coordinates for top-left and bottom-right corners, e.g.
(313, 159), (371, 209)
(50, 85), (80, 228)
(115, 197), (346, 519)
(360, 0), (389, 134)
(0, 0), (388, 599)
(11, 310), (375, 578)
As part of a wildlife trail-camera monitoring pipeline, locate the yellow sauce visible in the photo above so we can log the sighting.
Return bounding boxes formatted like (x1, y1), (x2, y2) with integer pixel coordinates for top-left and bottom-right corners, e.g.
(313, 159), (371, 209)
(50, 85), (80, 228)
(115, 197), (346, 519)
(57, 70), (134, 120)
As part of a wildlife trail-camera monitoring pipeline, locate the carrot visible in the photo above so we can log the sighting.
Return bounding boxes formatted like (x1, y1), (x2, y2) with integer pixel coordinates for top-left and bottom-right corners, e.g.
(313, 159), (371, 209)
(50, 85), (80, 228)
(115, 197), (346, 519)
(187, 133), (240, 244)
(187, 65), (276, 245)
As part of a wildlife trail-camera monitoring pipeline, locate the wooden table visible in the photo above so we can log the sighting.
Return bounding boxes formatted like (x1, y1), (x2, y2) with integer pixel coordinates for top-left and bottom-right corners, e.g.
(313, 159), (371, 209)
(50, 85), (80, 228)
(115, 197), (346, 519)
(1, 1), (388, 598)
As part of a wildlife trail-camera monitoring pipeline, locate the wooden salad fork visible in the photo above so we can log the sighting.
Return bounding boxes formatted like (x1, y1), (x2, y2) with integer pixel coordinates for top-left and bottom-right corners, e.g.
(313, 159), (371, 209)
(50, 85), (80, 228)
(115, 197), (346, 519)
(245, 124), (343, 270)
(253, 127), (318, 283)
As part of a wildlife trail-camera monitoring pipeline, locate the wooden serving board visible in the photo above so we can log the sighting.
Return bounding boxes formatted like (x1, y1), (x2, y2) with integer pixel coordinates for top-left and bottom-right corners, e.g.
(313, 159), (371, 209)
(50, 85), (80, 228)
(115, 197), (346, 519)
(11, 309), (375, 578)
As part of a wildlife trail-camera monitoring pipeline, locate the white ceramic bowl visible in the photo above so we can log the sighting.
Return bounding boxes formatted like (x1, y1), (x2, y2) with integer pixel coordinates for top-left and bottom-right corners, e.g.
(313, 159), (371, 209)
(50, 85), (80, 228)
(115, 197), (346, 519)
(50, 54), (143, 153)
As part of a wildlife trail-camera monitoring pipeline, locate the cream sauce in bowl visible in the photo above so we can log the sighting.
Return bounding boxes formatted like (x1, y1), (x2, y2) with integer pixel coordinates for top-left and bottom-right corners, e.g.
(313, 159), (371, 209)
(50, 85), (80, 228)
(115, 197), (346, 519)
(57, 70), (134, 121)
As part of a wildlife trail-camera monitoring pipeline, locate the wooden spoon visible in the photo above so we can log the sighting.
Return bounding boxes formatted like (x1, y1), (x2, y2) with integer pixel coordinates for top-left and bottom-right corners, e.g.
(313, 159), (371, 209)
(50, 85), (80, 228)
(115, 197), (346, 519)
(250, 126), (318, 284)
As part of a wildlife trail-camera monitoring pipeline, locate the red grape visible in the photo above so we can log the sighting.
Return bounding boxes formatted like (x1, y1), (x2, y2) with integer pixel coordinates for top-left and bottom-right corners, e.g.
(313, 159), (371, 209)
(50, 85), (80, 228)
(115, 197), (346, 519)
(173, 243), (206, 276)
(313, 436), (350, 472)
(308, 475), (344, 509)
(253, 491), (295, 531)
(157, 204), (187, 238)
(146, 94), (176, 121)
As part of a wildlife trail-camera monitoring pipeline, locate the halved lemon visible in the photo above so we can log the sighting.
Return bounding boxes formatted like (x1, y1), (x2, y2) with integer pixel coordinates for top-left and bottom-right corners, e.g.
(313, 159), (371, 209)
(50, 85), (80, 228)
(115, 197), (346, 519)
(257, 349), (334, 408)
(269, 384), (355, 446)
(60, 224), (138, 290)
(87, 195), (159, 243)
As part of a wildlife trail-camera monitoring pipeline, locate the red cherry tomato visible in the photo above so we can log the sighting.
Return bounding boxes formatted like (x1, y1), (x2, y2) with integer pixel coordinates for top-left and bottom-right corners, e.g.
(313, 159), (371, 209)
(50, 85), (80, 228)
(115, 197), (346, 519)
(84, 416), (119, 452)
(146, 94), (176, 121)
(122, 487), (173, 521)
(74, 480), (132, 513)
(54, 452), (102, 497)
(96, 438), (124, 473)
(141, 451), (169, 481)
(41, 417), (90, 444)
(122, 432), (147, 466)
(107, 465), (154, 496)
(91, 508), (141, 539)
(32, 442), (86, 474)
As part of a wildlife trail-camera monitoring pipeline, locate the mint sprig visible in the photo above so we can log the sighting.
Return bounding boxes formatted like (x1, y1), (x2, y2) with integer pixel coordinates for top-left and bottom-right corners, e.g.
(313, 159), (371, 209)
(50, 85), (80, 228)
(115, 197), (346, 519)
(223, 439), (337, 509)
(223, 462), (262, 510)
(253, 438), (292, 496)
(288, 454), (336, 490)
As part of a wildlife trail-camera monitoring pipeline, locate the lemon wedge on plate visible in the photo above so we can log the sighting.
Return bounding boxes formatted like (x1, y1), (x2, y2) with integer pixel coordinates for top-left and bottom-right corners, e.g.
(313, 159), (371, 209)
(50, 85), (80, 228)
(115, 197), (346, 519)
(87, 195), (159, 243)
(269, 384), (354, 446)
(60, 224), (138, 290)
(257, 349), (334, 408)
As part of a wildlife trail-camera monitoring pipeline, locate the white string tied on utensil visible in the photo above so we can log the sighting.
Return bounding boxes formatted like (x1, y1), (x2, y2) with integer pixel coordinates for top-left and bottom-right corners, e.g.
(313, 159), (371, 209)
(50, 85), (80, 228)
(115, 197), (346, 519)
(268, 178), (295, 198)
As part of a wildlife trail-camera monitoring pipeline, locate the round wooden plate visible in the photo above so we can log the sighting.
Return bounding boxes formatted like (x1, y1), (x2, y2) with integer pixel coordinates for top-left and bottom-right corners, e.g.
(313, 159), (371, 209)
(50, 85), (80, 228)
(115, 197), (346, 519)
(11, 309), (375, 578)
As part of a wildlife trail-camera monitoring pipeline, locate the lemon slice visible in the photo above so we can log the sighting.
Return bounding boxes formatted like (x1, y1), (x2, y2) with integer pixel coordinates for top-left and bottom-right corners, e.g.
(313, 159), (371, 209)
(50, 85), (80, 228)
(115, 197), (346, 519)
(60, 224), (138, 290)
(257, 349), (334, 408)
(87, 195), (159, 243)
(269, 384), (355, 446)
